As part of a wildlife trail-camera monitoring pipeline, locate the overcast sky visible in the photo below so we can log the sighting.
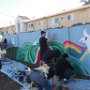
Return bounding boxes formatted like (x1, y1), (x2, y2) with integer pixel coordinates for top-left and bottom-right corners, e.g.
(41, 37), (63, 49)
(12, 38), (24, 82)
(0, 0), (84, 28)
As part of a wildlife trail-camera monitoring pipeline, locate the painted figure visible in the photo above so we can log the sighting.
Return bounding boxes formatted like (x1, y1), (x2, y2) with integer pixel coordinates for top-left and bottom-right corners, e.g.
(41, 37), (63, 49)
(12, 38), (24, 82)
(80, 30), (90, 53)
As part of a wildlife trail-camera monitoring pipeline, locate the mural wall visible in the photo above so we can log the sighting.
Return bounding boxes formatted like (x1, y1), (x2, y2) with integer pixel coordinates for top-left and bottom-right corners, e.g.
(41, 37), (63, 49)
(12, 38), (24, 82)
(3, 24), (90, 74)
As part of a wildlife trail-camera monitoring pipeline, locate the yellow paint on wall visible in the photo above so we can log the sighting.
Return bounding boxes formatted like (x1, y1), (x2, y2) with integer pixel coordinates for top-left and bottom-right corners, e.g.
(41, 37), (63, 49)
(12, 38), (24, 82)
(80, 50), (89, 61)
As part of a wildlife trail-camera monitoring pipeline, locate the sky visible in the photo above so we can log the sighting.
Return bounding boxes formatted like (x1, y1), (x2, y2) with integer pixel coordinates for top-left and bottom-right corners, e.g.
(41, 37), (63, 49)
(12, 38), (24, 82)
(0, 0), (84, 28)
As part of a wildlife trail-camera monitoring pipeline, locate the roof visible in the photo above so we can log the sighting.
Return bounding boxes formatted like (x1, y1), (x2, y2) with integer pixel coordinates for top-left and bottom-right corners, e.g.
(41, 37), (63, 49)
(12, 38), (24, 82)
(47, 4), (90, 17)
(26, 4), (90, 23)
(18, 16), (30, 20)
(0, 25), (15, 29)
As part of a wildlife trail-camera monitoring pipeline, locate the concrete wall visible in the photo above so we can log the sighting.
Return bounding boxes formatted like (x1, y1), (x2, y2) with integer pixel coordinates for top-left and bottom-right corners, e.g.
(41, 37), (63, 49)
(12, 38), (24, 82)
(3, 24), (90, 47)
(3, 24), (90, 73)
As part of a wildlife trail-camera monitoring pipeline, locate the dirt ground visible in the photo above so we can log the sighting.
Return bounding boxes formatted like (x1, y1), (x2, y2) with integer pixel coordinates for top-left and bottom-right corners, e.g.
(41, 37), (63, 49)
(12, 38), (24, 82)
(0, 72), (21, 90)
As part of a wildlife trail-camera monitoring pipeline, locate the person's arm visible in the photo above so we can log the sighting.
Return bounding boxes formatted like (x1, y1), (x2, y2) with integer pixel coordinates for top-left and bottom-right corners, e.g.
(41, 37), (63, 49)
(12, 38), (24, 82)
(47, 34), (55, 42)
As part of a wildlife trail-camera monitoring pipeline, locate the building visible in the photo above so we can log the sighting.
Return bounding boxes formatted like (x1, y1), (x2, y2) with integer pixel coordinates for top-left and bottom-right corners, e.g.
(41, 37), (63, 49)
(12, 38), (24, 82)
(0, 16), (30, 35)
(26, 5), (90, 31)
(0, 25), (16, 35)
(15, 16), (30, 33)
(1, 4), (90, 34)
(16, 5), (90, 33)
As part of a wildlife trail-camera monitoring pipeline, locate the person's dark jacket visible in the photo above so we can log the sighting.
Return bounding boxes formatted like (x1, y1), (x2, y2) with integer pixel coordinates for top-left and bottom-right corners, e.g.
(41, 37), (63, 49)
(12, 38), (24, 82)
(0, 61), (2, 70)
(41, 50), (60, 64)
(39, 37), (48, 58)
(55, 57), (74, 78)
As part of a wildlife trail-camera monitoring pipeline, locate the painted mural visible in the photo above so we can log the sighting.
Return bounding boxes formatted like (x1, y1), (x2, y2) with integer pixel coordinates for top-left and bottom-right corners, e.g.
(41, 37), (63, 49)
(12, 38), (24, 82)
(64, 40), (88, 61)
(16, 42), (66, 64)
(3, 24), (90, 74)
(16, 41), (88, 75)
(16, 41), (88, 63)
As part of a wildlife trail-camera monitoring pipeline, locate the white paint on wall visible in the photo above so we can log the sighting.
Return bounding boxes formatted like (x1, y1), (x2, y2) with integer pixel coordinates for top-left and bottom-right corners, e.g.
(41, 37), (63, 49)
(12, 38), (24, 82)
(80, 30), (90, 53)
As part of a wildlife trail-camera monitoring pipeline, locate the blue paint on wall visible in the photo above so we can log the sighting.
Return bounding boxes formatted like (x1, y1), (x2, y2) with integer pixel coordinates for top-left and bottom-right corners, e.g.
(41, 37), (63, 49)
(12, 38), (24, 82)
(3, 24), (90, 73)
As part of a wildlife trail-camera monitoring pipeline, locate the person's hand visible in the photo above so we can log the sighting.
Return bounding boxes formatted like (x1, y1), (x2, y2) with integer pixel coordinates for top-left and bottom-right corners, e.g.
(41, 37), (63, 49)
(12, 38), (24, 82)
(42, 64), (48, 67)
(48, 33), (56, 42)
(51, 33), (55, 38)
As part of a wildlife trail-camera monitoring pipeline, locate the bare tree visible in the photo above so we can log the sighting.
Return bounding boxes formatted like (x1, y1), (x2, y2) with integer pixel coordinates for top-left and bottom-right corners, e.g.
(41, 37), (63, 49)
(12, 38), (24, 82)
(80, 0), (90, 5)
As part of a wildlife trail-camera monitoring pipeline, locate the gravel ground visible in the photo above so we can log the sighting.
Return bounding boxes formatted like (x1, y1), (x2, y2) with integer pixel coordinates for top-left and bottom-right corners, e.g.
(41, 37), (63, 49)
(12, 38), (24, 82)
(0, 72), (21, 90)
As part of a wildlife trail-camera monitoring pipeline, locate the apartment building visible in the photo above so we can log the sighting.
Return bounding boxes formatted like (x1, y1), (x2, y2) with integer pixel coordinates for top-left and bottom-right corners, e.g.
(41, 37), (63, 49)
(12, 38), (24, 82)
(1, 4), (90, 35)
(25, 4), (90, 32)
(0, 25), (16, 35)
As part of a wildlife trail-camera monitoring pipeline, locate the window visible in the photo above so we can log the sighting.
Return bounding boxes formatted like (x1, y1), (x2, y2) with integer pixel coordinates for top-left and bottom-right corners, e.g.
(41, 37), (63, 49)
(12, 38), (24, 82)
(54, 18), (59, 23)
(37, 21), (43, 26)
(27, 23), (35, 31)
(28, 23), (34, 28)
(60, 16), (64, 20)
(67, 14), (75, 20)
(28, 24), (31, 28)
(51, 18), (59, 24)
(31, 24), (34, 28)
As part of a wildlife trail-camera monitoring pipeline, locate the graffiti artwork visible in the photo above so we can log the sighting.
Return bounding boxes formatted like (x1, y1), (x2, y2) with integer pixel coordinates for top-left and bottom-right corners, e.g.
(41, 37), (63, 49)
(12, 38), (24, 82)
(4, 25), (90, 75)
(16, 41), (88, 74)
(16, 42), (66, 64)
(64, 40), (88, 61)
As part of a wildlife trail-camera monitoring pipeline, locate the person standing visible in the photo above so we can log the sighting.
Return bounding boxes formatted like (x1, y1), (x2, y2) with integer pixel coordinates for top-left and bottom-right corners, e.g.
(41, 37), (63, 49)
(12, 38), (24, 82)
(39, 31), (54, 60)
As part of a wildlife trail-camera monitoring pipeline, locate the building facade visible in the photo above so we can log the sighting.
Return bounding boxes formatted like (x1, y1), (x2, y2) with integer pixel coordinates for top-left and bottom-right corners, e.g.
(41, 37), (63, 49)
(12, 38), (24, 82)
(21, 5), (90, 32)
(0, 25), (16, 35)
(1, 5), (90, 34)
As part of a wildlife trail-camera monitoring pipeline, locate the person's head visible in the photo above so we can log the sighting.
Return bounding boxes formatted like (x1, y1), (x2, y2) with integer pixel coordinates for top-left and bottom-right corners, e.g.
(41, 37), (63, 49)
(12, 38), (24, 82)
(3, 38), (7, 43)
(41, 31), (46, 37)
(63, 53), (69, 59)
